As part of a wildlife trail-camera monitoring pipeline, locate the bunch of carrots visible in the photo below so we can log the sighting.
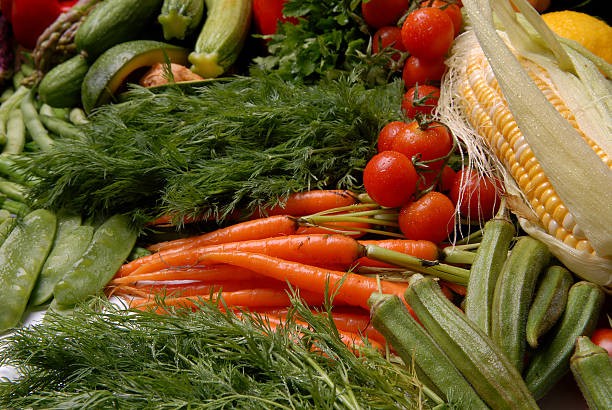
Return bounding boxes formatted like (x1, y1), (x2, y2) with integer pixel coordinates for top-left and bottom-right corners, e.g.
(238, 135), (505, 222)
(108, 190), (467, 351)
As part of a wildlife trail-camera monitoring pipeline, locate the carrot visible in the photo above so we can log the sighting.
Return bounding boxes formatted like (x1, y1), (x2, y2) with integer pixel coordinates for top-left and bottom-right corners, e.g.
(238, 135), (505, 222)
(252, 190), (358, 219)
(111, 265), (264, 285)
(127, 234), (366, 278)
(439, 280), (467, 296)
(189, 250), (409, 310)
(356, 239), (439, 268)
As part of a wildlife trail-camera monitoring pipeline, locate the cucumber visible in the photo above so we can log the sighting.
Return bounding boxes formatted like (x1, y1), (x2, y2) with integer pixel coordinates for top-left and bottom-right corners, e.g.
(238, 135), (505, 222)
(404, 274), (538, 410)
(75, 0), (164, 60)
(159, 0), (206, 40)
(188, 0), (252, 78)
(524, 281), (604, 400)
(570, 336), (612, 410)
(81, 40), (190, 113)
(38, 55), (90, 108)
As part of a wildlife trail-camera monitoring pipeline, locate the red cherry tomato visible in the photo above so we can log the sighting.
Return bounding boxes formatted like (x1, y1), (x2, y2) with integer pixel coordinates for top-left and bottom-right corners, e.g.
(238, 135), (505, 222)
(372, 26), (407, 61)
(10, 0), (77, 49)
(401, 7), (455, 60)
(419, 0), (463, 37)
(253, 0), (298, 36)
(362, 0), (410, 29)
(417, 165), (456, 192)
(399, 191), (456, 243)
(402, 55), (446, 87)
(401, 85), (440, 118)
(377, 121), (409, 152)
(363, 151), (418, 207)
(391, 121), (452, 170)
(449, 167), (501, 220)
(591, 328), (612, 357)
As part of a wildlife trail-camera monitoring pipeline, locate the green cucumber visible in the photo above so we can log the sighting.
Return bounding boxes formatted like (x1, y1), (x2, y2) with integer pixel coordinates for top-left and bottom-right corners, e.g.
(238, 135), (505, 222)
(75, 0), (164, 60)
(524, 281), (605, 400)
(159, 0), (205, 40)
(464, 216), (515, 335)
(405, 274), (538, 410)
(570, 336), (612, 410)
(38, 55), (89, 108)
(188, 0), (252, 78)
(490, 236), (550, 373)
(526, 265), (574, 348)
(81, 40), (190, 113)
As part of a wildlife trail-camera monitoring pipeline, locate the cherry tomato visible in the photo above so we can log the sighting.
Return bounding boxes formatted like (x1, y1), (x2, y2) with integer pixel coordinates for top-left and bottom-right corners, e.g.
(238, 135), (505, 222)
(401, 7), (455, 60)
(391, 121), (452, 170)
(591, 328), (612, 357)
(377, 121), (409, 152)
(417, 165), (456, 192)
(362, 0), (410, 29)
(399, 191), (456, 243)
(402, 55), (446, 87)
(363, 151), (418, 207)
(253, 0), (298, 36)
(10, 0), (77, 49)
(419, 0), (463, 37)
(401, 85), (440, 118)
(372, 26), (407, 61)
(449, 167), (501, 220)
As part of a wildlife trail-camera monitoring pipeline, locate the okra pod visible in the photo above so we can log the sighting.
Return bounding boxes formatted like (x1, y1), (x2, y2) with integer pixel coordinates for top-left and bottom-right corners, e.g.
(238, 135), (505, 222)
(570, 336), (612, 410)
(405, 274), (538, 410)
(369, 293), (488, 409)
(490, 236), (550, 373)
(524, 281), (605, 400)
(526, 265), (574, 348)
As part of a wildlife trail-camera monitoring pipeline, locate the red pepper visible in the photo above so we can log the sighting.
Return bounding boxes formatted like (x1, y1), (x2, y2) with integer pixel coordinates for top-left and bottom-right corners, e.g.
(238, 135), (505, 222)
(252, 0), (298, 37)
(9, 0), (77, 49)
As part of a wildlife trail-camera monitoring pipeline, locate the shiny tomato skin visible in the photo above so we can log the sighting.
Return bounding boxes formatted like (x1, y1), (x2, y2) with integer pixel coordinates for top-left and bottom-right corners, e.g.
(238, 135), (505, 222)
(401, 85), (440, 118)
(362, 0), (410, 29)
(417, 165), (455, 192)
(363, 151), (418, 207)
(391, 121), (452, 170)
(253, 0), (298, 36)
(419, 0), (463, 37)
(401, 7), (454, 60)
(449, 167), (501, 220)
(377, 121), (409, 152)
(399, 191), (456, 243)
(11, 0), (67, 49)
(591, 328), (612, 357)
(402, 55), (446, 87)
(372, 26), (407, 61)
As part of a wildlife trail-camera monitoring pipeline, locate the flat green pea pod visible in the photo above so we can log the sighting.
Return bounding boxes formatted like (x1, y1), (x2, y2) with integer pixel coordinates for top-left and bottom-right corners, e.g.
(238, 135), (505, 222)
(53, 214), (137, 307)
(0, 209), (57, 332)
(570, 336), (612, 410)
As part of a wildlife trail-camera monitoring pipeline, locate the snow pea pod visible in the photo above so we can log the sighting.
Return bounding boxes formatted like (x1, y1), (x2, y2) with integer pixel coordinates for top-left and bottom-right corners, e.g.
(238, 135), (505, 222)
(0, 209), (57, 332)
(53, 214), (137, 307)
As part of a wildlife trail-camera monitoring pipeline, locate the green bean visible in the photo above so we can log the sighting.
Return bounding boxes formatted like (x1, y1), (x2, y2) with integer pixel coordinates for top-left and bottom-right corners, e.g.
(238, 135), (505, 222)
(39, 103), (55, 117)
(0, 155), (36, 185)
(0, 177), (26, 202)
(52, 107), (70, 119)
(0, 86), (28, 146)
(20, 89), (54, 151)
(0, 195), (30, 216)
(12, 71), (24, 90)
(39, 114), (85, 140)
(53, 214), (137, 307)
(0, 209), (56, 331)
(0, 87), (14, 103)
(2, 107), (26, 155)
(69, 107), (88, 125)
(0, 208), (11, 222)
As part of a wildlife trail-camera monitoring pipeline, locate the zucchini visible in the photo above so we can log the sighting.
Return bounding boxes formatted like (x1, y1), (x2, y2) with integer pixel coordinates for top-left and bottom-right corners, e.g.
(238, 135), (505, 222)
(38, 55), (89, 108)
(524, 281), (605, 400)
(570, 336), (612, 410)
(159, 0), (206, 40)
(490, 236), (550, 373)
(404, 274), (538, 410)
(188, 0), (252, 78)
(81, 40), (190, 113)
(75, 0), (164, 60)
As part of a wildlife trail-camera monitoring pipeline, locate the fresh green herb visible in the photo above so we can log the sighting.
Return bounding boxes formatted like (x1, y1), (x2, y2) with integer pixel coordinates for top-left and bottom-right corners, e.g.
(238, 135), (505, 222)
(0, 296), (432, 409)
(20, 73), (403, 225)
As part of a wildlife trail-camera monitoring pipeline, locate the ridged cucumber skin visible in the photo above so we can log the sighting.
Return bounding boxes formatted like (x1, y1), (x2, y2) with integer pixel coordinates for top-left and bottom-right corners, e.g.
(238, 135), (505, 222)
(38, 55), (89, 108)
(526, 265), (574, 349)
(464, 217), (515, 335)
(188, 0), (252, 78)
(75, 0), (164, 60)
(524, 281), (605, 400)
(405, 274), (538, 410)
(490, 237), (550, 373)
(159, 0), (205, 40)
(570, 336), (612, 410)
(369, 293), (488, 409)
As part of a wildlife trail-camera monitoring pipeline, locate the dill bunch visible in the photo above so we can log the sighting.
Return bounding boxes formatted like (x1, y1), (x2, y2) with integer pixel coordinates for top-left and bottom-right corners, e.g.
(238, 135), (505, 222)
(20, 73), (403, 225)
(0, 297), (431, 409)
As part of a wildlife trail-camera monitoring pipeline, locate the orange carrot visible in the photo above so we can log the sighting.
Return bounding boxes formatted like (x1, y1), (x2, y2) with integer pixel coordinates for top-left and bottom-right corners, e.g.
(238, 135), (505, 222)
(188, 250), (409, 310)
(439, 280), (467, 296)
(111, 265), (264, 285)
(356, 239), (439, 268)
(252, 190), (358, 219)
(126, 234), (366, 278)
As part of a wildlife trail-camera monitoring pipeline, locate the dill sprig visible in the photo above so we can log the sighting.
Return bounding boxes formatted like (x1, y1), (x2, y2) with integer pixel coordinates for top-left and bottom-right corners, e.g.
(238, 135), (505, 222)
(20, 73), (403, 225)
(0, 297), (431, 409)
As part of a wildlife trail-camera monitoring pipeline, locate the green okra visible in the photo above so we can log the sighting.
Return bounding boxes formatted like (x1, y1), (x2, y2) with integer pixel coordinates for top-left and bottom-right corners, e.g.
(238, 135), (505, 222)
(570, 336), (612, 410)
